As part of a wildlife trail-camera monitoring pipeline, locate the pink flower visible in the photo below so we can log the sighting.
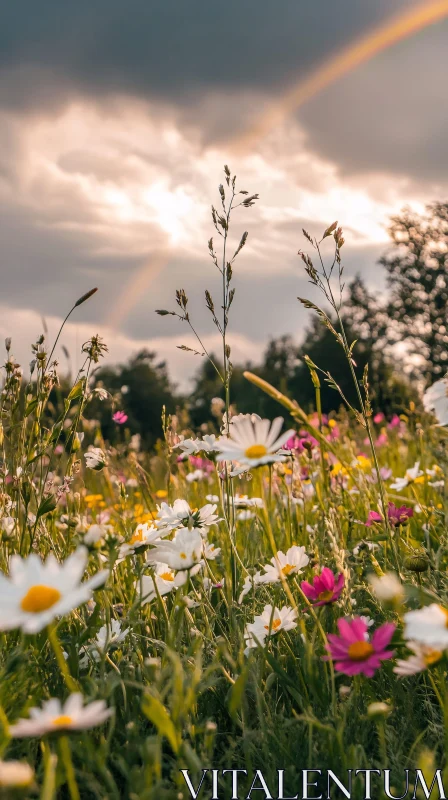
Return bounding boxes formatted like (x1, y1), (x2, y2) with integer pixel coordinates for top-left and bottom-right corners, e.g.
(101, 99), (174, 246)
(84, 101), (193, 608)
(365, 502), (413, 528)
(388, 414), (401, 429)
(301, 568), (345, 606)
(309, 413), (328, 428)
(373, 412), (385, 424)
(113, 411), (128, 424)
(189, 455), (214, 473)
(284, 431), (319, 453)
(376, 433), (388, 448)
(387, 502), (413, 527)
(327, 424), (340, 441)
(326, 618), (395, 677)
(365, 510), (383, 527)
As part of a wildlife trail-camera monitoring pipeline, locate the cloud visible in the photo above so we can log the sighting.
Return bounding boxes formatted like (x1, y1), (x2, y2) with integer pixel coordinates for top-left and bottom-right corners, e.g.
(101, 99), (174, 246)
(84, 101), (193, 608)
(0, 304), (261, 392)
(0, 94), (436, 386)
(0, 1), (402, 111)
(0, 0), (446, 189)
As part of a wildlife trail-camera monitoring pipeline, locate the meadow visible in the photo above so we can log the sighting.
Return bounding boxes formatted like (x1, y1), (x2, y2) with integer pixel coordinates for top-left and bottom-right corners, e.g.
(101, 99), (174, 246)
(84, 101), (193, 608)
(1, 169), (448, 799)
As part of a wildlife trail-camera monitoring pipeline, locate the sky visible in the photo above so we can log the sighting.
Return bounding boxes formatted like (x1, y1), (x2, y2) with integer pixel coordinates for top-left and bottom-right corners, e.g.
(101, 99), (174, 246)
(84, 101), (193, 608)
(1, 0), (447, 389)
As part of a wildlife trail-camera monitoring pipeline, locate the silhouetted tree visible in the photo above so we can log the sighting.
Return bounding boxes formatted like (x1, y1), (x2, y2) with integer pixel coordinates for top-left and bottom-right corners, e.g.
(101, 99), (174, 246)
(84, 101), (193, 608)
(89, 349), (178, 448)
(380, 203), (448, 382)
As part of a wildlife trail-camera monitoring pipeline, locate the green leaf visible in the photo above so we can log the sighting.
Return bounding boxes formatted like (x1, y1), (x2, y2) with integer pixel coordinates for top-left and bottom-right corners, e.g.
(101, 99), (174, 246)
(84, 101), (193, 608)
(36, 494), (57, 520)
(25, 398), (39, 417)
(67, 379), (85, 401)
(20, 480), (32, 506)
(141, 694), (179, 754)
(229, 665), (250, 718)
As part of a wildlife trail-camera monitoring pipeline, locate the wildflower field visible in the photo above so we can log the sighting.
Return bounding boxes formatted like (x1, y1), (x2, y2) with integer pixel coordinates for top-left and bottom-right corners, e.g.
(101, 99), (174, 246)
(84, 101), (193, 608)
(2, 170), (448, 799)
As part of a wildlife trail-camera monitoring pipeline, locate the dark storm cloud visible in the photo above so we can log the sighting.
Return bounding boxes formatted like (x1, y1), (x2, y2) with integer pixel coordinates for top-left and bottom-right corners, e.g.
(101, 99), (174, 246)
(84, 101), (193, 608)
(298, 20), (448, 185)
(0, 0), (404, 108)
(0, 0), (445, 185)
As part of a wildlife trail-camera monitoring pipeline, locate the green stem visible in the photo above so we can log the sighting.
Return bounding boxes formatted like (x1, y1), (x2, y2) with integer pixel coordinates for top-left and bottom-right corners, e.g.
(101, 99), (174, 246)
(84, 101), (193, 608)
(47, 624), (78, 693)
(40, 742), (57, 800)
(59, 735), (80, 800)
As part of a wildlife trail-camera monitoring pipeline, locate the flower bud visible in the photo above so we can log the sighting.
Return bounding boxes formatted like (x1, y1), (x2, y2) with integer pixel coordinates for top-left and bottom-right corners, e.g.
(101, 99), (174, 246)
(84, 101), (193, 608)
(404, 552), (429, 573)
(367, 701), (392, 718)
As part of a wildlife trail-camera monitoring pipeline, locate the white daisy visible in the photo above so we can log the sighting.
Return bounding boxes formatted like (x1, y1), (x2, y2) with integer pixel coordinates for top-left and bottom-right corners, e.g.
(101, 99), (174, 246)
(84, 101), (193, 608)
(404, 604), (448, 646)
(139, 563), (189, 604)
(238, 571), (263, 604)
(206, 494), (220, 503)
(147, 527), (203, 571)
(236, 510), (255, 521)
(176, 434), (219, 456)
(84, 523), (113, 545)
(175, 437), (200, 457)
(95, 620), (129, 650)
(389, 461), (424, 491)
(423, 377), (448, 426)
(0, 548), (108, 633)
(186, 469), (207, 483)
(243, 627), (267, 654)
(368, 572), (404, 603)
(156, 499), (219, 532)
(216, 416), (294, 469)
(360, 615), (375, 628)
(9, 694), (112, 737)
(257, 546), (309, 584)
(120, 523), (164, 557)
(84, 447), (107, 471)
(202, 540), (221, 560)
(394, 641), (444, 676)
(79, 620), (129, 666)
(244, 604), (298, 654)
(227, 494), (263, 508)
(199, 434), (219, 453)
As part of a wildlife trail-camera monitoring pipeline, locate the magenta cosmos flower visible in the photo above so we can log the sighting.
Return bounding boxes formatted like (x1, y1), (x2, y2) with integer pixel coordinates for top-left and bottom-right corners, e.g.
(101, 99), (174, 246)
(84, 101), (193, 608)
(365, 502), (413, 528)
(387, 503), (413, 526)
(284, 431), (319, 454)
(113, 411), (128, 424)
(326, 618), (395, 677)
(301, 568), (344, 606)
(365, 510), (383, 527)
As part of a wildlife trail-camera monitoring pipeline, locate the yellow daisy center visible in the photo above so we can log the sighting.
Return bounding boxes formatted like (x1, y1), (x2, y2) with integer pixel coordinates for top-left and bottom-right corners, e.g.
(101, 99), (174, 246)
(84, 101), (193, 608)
(347, 641), (374, 662)
(180, 552), (187, 560)
(424, 649), (443, 666)
(281, 564), (295, 576)
(52, 715), (73, 727)
(265, 617), (282, 631)
(160, 572), (175, 581)
(130, 530), (144, 545)
(21, 585), (61, 614)
(318, 590), (334, 603)
(245, 444), (267, 459)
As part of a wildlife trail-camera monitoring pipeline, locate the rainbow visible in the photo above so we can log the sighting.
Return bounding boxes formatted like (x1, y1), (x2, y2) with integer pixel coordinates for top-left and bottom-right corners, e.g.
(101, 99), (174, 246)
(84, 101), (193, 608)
(106, 1), (448, 327)
(232, 0), (448, 151)
(104, 250), (170, 330)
